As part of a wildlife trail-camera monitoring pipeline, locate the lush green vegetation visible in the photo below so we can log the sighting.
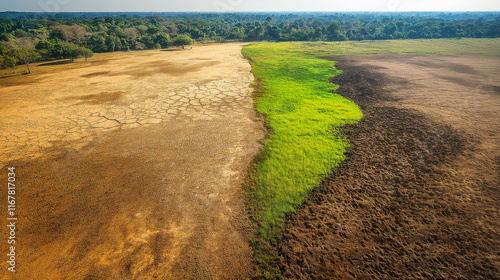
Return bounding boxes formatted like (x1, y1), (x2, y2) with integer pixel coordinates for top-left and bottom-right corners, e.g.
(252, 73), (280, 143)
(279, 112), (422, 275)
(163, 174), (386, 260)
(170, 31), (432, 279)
(242, 43), (363, 278)
(1, 12), (499, 73)
(243, 38), (500, 278)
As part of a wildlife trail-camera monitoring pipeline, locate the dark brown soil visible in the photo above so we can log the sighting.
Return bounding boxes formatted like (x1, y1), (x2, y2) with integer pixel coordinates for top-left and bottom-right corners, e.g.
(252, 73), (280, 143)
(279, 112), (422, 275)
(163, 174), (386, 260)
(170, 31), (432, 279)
(277, 55), (500, 279)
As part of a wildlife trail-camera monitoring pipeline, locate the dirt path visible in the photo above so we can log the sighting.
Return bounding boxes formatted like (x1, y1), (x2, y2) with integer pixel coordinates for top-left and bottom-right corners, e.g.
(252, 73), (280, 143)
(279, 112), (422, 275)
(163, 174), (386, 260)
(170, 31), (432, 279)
(278, 54), (500, 279)
(1, 44), (263, 279)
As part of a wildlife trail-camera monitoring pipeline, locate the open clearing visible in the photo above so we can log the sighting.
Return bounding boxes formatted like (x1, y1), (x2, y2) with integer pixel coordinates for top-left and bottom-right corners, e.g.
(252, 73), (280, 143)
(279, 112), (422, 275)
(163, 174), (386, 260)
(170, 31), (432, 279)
(278, 54), (500, 279)
(0, 43), (263, 279)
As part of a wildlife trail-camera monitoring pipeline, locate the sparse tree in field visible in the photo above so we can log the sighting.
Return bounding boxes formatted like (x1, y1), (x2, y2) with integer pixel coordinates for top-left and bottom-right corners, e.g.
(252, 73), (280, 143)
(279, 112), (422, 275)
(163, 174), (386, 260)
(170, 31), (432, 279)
(13, 47), (40, 74)
(4, 38), (40, 74)
(172, 34), (193, 49)
(80, 47), (94, 62)
(58, 42), (79, 61)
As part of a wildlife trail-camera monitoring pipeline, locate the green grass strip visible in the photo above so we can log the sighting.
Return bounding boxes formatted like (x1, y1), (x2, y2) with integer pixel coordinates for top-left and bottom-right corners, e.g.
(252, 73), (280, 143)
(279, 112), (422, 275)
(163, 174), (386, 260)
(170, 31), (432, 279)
(242, 42), (362, 278)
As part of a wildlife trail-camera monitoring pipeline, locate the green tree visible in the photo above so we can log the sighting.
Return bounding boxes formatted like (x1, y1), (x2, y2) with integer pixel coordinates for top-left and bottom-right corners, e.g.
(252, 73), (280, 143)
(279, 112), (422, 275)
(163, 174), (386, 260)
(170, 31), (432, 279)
(312, 27), (323, 40)
(146, 27), (161, 35)
(384, 22), (398, 37)
(326, 22), (341, 35)
(227, 28), (245, 39)
(88, 34), (107, 53)
(0, 41), (6, 55)
(14, 29), (29, 38)
(2, 54), (17, 73)
(0, 18), (14, 33)
(56, 42), (78, 61)
(326, 22), (346, 41)
(267, 26), (281, 40)
(395, 20), (405, 32)
(56, 42), (92, 61)
(247, 26), (264, 40)
(108, 26), (125, 38)
(155, 33), (171, 48)
(172, 34), (193, 48)
(80, 47), (94, 61)
(13, 47), (40, 74)
(345, 29), (357, 40)
(105, 36), (116, 52)
(35, 39), (58, 59)
(486, 23), (500, 37)
(49, 25), (68, 41)
(430, 24), (441, 38)
(5, 38), (40, 74)
(442, 24), (458, 37)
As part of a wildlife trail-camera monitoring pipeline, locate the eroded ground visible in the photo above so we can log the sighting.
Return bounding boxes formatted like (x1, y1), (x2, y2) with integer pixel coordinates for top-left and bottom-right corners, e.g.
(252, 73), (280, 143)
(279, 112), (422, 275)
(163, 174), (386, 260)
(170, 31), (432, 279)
(0, 44), (263, 279)
(278, 55), (500, 279)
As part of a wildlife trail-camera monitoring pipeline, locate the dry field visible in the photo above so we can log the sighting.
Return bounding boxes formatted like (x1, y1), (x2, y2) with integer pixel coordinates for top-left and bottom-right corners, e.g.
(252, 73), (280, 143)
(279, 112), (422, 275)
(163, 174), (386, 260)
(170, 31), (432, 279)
(279, 54), (500, 279)
(0, 44), (263, 279)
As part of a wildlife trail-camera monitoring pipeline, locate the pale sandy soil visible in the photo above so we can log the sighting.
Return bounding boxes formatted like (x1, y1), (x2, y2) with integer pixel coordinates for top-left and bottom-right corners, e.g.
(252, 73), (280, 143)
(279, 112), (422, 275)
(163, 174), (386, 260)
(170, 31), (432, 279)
(0, 43), (263, 279)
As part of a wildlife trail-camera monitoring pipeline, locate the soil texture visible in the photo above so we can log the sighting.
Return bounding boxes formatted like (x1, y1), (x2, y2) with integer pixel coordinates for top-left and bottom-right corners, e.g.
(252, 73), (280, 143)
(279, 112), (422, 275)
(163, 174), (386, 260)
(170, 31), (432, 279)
(1, 44), (263, 280)
(278, 54), (500, 279)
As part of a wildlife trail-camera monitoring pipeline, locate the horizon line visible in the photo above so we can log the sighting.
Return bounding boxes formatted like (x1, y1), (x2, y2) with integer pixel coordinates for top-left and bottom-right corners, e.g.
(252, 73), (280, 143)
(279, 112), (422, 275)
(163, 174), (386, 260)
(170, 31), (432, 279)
(1, 10), (500, 13)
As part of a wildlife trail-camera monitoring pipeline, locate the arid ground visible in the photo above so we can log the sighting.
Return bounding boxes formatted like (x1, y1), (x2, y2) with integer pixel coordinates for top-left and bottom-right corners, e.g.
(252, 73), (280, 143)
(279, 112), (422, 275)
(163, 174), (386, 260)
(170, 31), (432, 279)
(278, 54), (500, 279)
(0, 43), (263, 279)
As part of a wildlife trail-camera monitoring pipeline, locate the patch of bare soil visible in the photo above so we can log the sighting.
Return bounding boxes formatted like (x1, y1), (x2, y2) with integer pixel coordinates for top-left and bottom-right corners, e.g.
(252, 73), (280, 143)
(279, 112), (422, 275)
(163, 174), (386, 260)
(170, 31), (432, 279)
(0, 44), (263, 279)
(278, 55), (500, 279)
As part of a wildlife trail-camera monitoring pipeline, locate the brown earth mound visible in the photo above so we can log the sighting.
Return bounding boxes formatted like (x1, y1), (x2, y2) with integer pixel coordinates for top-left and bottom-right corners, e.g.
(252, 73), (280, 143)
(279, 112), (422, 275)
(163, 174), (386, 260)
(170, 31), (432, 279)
(277, 55), (500, 279)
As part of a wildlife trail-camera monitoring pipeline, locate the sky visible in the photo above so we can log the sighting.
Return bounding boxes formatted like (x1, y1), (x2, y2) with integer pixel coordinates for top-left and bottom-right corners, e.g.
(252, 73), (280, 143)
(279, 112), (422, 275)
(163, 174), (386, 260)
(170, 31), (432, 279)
(1, 0), (499, 13)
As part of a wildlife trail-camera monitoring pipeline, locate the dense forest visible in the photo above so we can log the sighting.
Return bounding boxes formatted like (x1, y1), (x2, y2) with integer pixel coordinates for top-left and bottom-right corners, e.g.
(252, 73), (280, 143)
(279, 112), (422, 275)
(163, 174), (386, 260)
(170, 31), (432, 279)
(1, 12), (499, 72)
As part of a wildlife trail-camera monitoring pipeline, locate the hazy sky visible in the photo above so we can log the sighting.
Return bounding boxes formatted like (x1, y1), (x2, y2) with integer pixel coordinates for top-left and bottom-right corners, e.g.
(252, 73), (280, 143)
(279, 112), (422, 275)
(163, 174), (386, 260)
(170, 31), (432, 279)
(2, 0), (499, 13)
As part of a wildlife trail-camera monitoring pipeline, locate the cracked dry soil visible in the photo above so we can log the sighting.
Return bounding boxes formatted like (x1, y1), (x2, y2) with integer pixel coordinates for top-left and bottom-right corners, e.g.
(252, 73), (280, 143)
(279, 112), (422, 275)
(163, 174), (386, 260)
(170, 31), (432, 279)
(278, 54), (500, 279)
(0, 43), (263, 279)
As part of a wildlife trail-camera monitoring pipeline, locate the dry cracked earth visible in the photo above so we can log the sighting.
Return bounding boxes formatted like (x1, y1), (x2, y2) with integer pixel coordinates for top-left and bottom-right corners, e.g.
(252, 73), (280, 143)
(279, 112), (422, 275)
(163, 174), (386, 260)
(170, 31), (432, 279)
(0, 43), (263, 279)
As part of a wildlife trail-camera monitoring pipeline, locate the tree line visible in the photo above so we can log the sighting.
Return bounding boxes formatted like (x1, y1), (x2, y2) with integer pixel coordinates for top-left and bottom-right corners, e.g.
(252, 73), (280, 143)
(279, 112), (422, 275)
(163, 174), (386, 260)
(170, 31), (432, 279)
(1, 12), (499, 73)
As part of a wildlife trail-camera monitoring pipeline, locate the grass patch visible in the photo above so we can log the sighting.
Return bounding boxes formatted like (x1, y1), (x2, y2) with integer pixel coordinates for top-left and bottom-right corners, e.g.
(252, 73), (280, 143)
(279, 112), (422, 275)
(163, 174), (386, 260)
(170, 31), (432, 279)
(242, 38), (500, 278)
(299, 38), (500, 58)
(242, 43), (363, 278)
